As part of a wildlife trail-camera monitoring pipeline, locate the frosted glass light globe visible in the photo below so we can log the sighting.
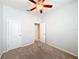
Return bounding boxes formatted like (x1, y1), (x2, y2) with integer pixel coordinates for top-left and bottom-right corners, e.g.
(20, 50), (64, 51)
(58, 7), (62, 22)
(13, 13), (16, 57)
(36, 3), (43, 10)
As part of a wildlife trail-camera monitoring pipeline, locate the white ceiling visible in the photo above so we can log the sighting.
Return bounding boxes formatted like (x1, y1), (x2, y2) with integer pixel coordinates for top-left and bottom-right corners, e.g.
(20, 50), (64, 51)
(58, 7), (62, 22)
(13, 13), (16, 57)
(0, 0), (77, 18)
(1, 0), (77, 11)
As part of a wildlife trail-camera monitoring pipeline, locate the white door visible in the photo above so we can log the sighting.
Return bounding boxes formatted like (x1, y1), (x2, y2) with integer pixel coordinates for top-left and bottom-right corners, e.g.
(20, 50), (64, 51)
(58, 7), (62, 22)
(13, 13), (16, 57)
(7, 20), (22, 50)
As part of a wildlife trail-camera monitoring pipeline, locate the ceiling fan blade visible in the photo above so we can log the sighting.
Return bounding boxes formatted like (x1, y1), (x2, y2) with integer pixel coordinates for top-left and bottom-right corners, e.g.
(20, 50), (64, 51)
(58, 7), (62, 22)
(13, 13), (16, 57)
(43, 5), (53, 8)
(30, 7), (36, 11)
(42, 0), (45, 2)
(29, 0), (36, 4)
(38, 0), (45, 2)
(40, 10), (43, 14)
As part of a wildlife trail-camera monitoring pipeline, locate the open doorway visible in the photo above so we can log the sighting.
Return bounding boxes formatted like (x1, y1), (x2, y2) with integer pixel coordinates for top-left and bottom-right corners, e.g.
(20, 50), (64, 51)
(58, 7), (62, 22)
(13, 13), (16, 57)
(34, 23), (46, 43)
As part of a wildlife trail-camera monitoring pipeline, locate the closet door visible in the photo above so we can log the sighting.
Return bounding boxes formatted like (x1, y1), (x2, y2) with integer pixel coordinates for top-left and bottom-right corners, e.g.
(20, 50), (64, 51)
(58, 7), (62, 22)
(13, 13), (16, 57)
(7, 20), (22, 50)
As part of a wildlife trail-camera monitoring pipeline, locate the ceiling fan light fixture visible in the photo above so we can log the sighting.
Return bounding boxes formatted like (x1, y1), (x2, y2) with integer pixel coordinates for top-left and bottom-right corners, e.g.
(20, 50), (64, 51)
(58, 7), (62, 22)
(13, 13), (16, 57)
(36, 3), (43, 10)
(28, 0), (53, 14)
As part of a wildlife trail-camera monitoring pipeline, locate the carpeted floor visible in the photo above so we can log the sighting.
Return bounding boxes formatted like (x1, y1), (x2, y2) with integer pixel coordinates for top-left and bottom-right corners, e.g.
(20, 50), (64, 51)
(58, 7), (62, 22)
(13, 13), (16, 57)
(1, 42), (78, 59)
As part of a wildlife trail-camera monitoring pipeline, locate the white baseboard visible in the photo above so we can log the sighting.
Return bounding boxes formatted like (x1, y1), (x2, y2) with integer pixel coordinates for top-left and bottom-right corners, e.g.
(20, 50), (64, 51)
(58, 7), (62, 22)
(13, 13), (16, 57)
(47, 44), (78, 57)
(0, 50), (8, 58)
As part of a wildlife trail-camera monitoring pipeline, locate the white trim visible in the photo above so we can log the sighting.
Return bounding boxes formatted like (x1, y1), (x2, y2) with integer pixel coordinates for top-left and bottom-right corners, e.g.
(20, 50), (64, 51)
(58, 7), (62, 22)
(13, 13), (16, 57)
(22, 43), (33, 47)
(0, 50), (8, 58)
(47, 44), (78, 57)
(0, 44), (78, 58)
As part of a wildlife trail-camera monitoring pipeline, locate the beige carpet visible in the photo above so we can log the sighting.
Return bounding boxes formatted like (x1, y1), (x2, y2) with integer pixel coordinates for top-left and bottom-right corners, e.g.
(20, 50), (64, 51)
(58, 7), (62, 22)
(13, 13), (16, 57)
(1, 42), (77, 59)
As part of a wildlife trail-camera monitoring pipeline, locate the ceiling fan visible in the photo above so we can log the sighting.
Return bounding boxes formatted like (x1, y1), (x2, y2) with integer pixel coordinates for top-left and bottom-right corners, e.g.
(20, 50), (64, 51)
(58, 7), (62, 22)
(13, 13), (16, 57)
(27, 0), (53, 14)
